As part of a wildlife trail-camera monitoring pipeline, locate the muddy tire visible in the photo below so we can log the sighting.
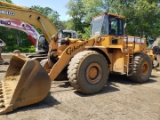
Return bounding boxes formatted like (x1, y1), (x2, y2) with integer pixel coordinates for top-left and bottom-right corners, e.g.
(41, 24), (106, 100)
(129, 53), (152, 83)
(68, 50), (109, 94)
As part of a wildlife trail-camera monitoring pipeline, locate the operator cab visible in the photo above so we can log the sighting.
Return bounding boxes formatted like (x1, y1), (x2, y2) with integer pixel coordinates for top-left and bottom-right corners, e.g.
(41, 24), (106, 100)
(61, 30), (78, 39)
(58, 30), (78, 46)
(91, 13), (124, 36)
(37, 35), (49, 53)
(37, 30), (79, 53)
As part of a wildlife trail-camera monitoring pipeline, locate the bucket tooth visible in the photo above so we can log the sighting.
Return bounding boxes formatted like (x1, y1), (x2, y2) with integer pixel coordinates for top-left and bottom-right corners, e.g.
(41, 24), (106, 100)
(4, 84), (9, 87)
(6, 96), (11, 100)
(0, 99), (4, 103)
(0, 103), (5, 108)
(5, 89), (12, 92)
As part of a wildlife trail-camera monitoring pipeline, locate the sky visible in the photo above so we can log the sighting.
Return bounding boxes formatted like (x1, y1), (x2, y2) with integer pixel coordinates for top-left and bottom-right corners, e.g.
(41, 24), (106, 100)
(11, 0), (70, 21)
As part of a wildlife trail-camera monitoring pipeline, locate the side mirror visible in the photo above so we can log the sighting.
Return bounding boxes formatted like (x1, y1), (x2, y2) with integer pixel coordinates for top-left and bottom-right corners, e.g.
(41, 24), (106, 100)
(124, 23), (127, 36)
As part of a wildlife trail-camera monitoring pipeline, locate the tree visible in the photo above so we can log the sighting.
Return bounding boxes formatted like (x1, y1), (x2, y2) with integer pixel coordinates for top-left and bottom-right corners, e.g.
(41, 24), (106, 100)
(109, 0), (160, 39)
(0, 0), (13, 3)
(65, 0), (160, 39)
(31, 6), (64, 29)
(0, 0), (35, 52)
(66, 0), (86, 33)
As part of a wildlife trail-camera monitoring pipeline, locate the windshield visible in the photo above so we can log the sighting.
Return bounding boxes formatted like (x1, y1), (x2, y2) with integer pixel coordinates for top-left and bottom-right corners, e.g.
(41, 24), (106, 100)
(109, 16), (124, 36)
(91, 15), (104, 36)
(92, 14), (124, 36)
(62, 32), (72, 38)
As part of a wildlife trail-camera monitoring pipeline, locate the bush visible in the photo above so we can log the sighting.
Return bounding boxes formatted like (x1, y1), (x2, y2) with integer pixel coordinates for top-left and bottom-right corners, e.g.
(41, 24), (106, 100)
(3, 45), (35, 53)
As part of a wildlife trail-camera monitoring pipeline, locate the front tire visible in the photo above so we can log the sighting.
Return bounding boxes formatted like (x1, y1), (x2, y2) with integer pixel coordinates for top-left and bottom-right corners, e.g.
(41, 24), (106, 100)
(68, 50), (109, 94)
(129, 53), (152, 83)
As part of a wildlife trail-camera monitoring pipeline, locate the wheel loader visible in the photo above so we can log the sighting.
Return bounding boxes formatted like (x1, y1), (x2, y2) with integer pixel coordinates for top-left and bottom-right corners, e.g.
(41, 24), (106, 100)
(0, 1), (153, 114)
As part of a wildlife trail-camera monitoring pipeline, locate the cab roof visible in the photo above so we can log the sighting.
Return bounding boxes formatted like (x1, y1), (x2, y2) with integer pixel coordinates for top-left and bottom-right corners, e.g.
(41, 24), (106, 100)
(93, 12), (125, 19)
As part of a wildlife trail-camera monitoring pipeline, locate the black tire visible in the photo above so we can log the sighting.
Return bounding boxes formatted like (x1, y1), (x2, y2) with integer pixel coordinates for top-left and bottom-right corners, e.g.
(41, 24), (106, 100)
(129, 53), (152, 83)
(68, 50), (109, 94)
(153, 46), (159, 54)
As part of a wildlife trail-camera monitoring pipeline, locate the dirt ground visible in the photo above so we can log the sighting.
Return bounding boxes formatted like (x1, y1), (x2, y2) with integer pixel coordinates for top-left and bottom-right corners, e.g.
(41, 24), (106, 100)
(0, 65), (160, 120)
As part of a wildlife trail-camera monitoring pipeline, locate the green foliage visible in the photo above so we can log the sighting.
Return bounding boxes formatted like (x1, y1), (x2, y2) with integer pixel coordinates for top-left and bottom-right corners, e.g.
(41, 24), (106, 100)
(64, 0), (160, 40)
(108, 0), (160, 39)
(4, 45), (35, 53)
(66, 0), (87, 33)
(83, 0), (107, 21)
(2, 0), (160, 52)
(0, 0), (36, 53)
(81, 27), (91, 39)
(0, 27), (34, 52)
(0, 0), (12, 3)
(31, 6), (64, 29)
(31, 6), (53, 16)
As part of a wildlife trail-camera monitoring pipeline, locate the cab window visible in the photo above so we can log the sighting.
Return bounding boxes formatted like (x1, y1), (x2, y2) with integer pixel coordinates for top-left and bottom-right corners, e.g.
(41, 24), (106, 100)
(109, 16), (124, 36)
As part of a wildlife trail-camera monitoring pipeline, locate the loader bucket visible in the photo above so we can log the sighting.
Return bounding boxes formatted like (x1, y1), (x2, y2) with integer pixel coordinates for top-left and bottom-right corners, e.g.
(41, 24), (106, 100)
(0, 55), (51, 114)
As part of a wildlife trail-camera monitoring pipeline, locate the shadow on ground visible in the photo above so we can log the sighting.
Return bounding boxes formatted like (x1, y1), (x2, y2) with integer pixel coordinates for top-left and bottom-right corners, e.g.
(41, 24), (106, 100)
(108, 74), (157, 85)
(5, 93), (60, 115)
(74, 73), (157, 97)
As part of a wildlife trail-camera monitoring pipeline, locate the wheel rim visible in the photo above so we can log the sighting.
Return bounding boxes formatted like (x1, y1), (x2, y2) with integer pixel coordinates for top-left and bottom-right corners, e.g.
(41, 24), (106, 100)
(141, 61), (149, 75)
(86, 63), (102, 84)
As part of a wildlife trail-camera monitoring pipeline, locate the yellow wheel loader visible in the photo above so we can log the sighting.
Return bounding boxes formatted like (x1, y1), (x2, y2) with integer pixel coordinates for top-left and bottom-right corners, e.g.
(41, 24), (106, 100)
(0, 1), (153, 114)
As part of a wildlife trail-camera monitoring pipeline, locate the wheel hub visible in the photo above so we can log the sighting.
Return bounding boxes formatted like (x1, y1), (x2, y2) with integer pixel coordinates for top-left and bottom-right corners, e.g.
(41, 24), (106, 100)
(86, 63), (102, 84)
(141, 61), (149, 75)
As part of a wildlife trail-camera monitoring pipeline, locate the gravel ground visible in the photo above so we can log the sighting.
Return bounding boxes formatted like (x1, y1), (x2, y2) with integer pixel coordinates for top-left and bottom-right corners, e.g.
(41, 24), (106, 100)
(0, 65), (159, 120)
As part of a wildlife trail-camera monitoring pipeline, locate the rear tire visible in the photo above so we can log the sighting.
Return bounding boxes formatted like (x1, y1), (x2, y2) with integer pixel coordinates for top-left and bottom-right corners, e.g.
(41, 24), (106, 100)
(68, 50), (109, 94)
(129, 53), (152, 83)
